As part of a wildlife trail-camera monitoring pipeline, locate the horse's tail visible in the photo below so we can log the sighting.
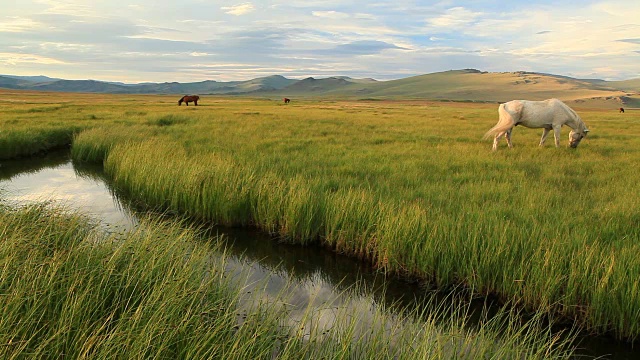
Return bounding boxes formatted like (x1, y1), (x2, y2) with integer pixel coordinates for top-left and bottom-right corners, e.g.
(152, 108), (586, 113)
(483, 103), (516, 139)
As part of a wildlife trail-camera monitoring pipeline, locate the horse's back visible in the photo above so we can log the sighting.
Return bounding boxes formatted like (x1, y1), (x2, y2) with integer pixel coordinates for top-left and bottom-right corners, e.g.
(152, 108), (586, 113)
(514, 99), (572, 126)
(503, 100), (524, 115)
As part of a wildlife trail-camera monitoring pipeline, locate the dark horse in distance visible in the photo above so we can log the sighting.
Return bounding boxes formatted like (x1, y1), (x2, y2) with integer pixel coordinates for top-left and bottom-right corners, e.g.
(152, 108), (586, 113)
(178, 95), (199, 106)
(620, 107), (625, 113)
(283, 97), (291, 104)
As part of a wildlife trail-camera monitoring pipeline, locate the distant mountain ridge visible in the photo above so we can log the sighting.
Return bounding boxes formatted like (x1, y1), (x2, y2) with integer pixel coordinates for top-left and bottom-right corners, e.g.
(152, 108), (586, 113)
(0, 74), (299, 95)
(1, 70), (638, 106)
(2, 75), (62, 83)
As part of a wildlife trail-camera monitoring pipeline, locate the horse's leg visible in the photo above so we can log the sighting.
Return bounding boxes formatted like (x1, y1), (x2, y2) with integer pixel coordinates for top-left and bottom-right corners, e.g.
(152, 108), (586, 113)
(553, 125), (562, 147)
(505, 129), (513, 148)
(194, 100), (198, 106)
(492, 133), (503, 151)
(539, 128), (550, 146)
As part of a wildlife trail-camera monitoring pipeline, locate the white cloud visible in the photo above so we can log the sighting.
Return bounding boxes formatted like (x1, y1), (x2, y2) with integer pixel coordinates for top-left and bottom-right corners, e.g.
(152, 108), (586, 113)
(0, 52), (67, 66)
(222, 3), (255, 16)
(0, 16), (43, 32)
(426, 6), (482, 29)
(312, 11), (350, 19)
(34, 0), (96, 16)
(354, 13), (377, 20)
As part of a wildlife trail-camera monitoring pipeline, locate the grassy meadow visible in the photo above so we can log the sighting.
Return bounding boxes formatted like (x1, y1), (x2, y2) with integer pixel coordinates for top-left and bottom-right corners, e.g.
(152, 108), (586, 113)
(1, 89), (639, 349)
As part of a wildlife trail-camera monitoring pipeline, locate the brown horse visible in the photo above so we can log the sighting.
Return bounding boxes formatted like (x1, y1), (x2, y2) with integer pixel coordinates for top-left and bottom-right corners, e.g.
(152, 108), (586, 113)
(178, 95), (199, 106)
(620, 107), (625, 113)
(283, 97), (291, 104)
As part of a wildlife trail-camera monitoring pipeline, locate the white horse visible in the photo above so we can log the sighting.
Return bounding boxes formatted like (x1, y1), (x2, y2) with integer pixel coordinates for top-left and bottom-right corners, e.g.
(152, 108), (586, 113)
(484, 98), (589, 151)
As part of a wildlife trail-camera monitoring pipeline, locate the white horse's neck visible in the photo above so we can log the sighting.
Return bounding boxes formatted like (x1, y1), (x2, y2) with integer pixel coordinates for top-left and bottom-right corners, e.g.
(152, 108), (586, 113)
(563, 106), (587, 132)
(567, 118), (582, 131)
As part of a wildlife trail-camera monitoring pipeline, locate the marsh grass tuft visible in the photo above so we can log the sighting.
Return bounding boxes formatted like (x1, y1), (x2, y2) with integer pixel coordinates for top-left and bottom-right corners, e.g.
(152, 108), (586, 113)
(149, 114), (191, 127)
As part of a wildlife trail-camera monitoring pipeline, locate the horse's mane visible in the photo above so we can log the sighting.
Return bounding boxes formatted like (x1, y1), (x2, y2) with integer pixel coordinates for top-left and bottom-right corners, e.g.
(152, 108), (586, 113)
(556, 100), (587, 131)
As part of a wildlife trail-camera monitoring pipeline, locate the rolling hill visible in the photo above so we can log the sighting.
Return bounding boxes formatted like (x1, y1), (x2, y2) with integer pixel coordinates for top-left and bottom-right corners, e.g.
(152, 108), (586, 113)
(271, 70), (640, 108)
(0, 76), (25, 89)
(1, 75), (61, 83)
(274, 69), (637, 101)
(1, 70), (638, 107)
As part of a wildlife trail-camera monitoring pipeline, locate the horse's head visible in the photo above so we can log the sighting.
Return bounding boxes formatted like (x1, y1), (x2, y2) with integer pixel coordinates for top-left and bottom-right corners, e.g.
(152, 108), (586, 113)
(569, 128), (589, 148)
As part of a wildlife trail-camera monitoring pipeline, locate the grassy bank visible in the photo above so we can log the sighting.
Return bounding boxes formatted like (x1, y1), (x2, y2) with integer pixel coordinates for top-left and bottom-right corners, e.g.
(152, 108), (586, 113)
(3, 91), (639, 341)
(0, 203), (575, 359)
(0, 90), (166, 159)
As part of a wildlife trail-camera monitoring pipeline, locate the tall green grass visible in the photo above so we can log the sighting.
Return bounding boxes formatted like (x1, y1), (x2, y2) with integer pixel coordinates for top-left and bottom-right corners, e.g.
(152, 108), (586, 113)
(0, 203), (576, 359)
(0, 127), (77, 159)
(0, 204), (237, 358)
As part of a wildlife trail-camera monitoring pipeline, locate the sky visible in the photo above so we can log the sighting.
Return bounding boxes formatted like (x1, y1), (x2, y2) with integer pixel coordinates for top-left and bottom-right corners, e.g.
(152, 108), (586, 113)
(1, 0), (639, 83)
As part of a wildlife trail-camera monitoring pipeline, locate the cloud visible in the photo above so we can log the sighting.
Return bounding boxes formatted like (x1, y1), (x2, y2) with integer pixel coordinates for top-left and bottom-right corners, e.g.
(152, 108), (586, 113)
(32, 0), (96, 16)
(312, 11), (350, 19)
(0, 52), (67, 66)
(330, 40), (408, 55)
(354, 13), (377, 20)
(222, 3), (255, 16)
(26, 13), (143, 40)
(426, 7), (482, 29)
(0, 16), (43, 33)
(206, 28), (291, 55)
(536, 30), (551, 35)
(617, 38), (640, 44)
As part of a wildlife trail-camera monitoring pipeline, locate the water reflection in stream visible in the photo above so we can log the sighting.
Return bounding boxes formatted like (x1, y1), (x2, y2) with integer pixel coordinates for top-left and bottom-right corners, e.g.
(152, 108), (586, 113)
(0, 152), (635, 359)
(0, 152), (137, 235)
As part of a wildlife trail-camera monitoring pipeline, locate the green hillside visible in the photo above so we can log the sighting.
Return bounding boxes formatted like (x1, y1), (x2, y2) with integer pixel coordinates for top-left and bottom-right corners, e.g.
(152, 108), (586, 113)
(265, 69), (637, 108)
(0, 76), (30, 89)
(604, 78), (640, 92)
(276, 70), (630, 103)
